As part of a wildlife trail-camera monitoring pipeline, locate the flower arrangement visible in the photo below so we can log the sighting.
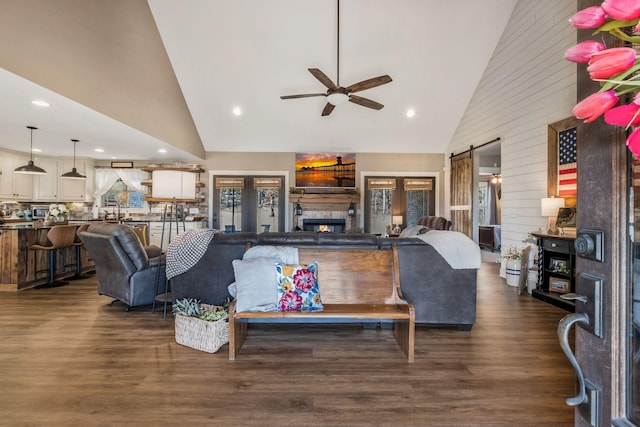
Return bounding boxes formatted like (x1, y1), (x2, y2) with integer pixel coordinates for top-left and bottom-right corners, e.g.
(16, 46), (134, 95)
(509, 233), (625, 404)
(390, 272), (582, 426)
(566, 0), (640, 156)
(48, 203), (68, 221)
(503, 246), (522, 260)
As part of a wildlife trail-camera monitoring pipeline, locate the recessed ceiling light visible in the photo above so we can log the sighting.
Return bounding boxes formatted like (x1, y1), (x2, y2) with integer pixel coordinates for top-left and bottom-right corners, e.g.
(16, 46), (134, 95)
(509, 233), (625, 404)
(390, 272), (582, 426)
(406, 109), (416, 118)
(94, 148), (104, 153)
(158, 148), (167, 153)
(111, 156), (117, 159)
(31, 148), (42, 153)
(233, 106), (242, 116)
(32, 100), (50, 107)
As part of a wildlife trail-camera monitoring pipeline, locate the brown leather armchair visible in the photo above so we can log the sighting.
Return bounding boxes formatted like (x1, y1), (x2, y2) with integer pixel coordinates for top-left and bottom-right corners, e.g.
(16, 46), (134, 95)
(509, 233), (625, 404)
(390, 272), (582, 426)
(417, 216), (452, 230)
(80, 222), (165, 309)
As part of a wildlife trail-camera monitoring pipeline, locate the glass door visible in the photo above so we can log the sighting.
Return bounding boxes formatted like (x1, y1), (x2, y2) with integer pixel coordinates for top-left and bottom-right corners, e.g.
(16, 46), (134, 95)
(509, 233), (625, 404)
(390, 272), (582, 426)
(213, 175), (284, 232)
(629, 157), (640, 423)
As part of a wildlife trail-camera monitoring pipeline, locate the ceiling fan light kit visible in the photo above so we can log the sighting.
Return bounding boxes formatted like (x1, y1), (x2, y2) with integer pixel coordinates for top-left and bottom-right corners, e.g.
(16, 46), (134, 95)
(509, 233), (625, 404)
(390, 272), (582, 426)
(280, 0), (392, 116)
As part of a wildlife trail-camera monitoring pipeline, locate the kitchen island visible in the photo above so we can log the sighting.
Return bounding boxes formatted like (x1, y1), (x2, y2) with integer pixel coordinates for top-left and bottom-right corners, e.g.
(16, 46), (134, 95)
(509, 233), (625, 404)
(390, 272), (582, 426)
(0, 221), (94, 291)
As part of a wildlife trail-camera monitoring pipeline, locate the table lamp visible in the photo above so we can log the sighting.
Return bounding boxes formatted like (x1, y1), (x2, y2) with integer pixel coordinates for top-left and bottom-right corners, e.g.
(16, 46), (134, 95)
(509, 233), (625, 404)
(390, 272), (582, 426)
(540, 197), (565, 235)
(392, 215), (403, 234)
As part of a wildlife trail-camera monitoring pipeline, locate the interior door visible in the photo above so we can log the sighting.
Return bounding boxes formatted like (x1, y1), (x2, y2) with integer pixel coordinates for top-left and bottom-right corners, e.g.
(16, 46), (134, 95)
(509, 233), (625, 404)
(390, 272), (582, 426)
(450, 151), (473, 237)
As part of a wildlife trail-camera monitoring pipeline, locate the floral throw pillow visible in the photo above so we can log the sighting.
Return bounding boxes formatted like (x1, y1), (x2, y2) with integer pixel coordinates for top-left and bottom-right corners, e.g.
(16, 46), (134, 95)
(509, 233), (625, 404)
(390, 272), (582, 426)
(274, 263), (323, 312)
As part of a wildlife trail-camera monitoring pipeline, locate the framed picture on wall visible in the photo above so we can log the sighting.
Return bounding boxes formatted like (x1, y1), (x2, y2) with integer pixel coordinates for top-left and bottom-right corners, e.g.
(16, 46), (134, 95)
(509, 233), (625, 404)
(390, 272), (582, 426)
(556, 207), (576, 228)
(547, 117), (577, 208)
(549, 277), (571, 293)
(295, 153), (356, 188)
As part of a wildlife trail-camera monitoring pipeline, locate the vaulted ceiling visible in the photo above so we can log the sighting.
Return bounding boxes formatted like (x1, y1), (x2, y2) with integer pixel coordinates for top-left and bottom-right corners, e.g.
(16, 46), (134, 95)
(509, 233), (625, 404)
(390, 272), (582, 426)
(0, 0), (517, 161)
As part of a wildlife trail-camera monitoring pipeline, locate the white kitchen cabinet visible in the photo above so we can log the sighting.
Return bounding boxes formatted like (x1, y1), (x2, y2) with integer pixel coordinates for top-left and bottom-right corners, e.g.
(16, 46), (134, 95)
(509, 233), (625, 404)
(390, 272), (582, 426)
(33, 158), (60, 201)
(148, 220), (206, 248)
(0, 153), (34, 200)
(59, 159), (87, 201)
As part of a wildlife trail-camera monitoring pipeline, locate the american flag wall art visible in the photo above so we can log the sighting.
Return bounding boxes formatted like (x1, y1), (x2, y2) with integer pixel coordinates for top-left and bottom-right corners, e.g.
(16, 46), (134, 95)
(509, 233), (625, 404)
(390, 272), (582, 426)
(558, 127), (577, 197)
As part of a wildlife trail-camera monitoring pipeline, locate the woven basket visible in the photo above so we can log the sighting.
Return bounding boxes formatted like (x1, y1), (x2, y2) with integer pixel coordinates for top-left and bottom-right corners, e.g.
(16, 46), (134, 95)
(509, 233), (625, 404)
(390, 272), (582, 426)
(174, 304), (229, 353)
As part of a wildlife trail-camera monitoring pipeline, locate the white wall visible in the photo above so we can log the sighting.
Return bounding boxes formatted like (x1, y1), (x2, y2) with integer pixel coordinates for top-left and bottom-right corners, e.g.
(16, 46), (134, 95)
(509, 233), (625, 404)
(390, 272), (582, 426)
(446, 0), (577, 255)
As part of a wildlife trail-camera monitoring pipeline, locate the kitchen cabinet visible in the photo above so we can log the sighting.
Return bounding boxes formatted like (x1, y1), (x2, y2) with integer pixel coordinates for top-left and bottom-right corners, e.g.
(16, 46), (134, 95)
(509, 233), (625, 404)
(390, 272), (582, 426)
(59, 159), (88, 201)
(0, 153), (34, 200)
(32, 158), (94, 202)
(140, 166), (205, 202)
(148, 220), (207, 248)
(33, 158), (60, 201)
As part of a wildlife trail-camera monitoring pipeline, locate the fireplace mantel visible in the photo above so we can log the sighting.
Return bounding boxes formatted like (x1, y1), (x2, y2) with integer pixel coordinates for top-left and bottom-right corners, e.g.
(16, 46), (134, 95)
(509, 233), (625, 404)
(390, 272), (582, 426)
(291, 193), (360, 211)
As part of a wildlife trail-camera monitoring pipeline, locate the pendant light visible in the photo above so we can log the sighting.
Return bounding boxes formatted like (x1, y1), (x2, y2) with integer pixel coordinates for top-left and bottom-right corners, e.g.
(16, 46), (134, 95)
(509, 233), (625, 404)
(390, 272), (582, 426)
(61, 139), (86, 179)
(14, 126), (47, 175)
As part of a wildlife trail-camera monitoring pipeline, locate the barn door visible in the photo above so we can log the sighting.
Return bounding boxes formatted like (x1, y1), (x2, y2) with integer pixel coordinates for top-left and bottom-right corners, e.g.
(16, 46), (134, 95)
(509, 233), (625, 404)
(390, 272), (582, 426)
(450, 151), (473, 237)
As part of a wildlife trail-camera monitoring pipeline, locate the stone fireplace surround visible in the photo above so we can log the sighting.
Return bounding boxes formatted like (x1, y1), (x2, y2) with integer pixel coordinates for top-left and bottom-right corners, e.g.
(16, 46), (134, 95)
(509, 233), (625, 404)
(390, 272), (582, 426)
(290, 189), (360, 232)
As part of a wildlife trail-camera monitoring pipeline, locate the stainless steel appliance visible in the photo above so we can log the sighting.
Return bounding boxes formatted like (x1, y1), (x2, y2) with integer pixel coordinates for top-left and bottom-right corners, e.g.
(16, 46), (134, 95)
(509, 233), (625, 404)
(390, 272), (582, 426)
(31, 205), (50, 219)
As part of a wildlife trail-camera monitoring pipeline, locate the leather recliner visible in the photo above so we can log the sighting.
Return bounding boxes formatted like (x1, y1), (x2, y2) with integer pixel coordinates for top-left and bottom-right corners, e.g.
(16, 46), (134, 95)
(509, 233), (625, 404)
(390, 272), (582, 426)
(80, 222), (165, 309)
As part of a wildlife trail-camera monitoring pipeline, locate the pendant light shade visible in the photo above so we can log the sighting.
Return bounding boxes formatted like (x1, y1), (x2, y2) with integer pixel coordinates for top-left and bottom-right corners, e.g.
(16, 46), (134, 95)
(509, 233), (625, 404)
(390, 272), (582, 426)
(61, 139), (86, 180)
(14, 126), (47, 175)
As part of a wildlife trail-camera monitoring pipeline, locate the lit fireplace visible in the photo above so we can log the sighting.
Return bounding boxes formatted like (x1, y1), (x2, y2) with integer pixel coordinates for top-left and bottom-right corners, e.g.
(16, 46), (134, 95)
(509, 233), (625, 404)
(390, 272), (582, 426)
(302, 218), (346, 233)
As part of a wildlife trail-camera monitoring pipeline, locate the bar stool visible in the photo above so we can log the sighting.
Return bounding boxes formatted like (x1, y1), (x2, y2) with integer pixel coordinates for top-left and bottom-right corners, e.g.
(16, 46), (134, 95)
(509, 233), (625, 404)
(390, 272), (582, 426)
(70, 222), (93, 279)
(30, 225), (78, 286)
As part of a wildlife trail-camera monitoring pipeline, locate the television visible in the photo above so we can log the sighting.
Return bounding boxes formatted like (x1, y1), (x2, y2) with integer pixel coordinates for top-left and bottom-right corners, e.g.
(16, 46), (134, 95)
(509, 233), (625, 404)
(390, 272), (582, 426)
(295, 153), (356, 188)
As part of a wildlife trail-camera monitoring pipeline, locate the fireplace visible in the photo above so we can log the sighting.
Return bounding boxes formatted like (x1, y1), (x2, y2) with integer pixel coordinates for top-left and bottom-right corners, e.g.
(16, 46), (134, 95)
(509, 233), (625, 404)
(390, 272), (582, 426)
(303, 218), (346, 233)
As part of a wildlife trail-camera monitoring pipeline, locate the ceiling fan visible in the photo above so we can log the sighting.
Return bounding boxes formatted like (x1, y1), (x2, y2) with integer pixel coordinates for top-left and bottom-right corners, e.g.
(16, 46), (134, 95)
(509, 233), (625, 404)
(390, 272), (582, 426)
(280, 0), (392, 116)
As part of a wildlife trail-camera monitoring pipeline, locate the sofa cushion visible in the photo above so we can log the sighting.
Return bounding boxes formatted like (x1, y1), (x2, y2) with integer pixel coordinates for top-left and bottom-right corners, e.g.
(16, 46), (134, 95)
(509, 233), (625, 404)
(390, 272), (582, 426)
(232, 258), (278, 312)
(275, 263), (323, 312)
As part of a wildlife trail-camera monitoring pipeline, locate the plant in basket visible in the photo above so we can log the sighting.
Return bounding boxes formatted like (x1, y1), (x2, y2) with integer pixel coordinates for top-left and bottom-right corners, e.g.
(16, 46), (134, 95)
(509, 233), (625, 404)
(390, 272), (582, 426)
(173, 298), (230, 353)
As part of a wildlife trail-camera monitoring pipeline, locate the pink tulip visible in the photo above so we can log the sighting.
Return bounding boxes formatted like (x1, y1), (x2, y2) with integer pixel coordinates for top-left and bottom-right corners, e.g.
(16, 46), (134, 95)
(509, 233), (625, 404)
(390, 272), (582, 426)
(565, 41), (606, 63)
(569, 6), (607, 28)
(573, 90), (619, 123)
(604, 103), (640, 126)
(602, 0), (640, 21)
(587, 47), (637, 79)
(627, 127), (640, 156)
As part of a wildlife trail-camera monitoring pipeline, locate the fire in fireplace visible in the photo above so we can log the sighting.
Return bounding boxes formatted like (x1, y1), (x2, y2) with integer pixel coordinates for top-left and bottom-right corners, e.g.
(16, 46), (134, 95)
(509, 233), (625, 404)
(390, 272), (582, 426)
(303, 218), (346, 233)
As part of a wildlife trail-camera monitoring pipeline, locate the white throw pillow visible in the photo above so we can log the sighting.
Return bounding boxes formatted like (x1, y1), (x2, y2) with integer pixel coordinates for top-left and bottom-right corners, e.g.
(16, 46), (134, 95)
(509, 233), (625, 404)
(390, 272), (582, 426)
(232, 257), (278, 312)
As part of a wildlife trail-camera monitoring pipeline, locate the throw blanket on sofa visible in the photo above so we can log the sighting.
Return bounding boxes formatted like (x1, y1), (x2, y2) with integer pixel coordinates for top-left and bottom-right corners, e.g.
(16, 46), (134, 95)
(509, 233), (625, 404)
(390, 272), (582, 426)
(166, 229), (222, 279)
(417, 230), (481, 269)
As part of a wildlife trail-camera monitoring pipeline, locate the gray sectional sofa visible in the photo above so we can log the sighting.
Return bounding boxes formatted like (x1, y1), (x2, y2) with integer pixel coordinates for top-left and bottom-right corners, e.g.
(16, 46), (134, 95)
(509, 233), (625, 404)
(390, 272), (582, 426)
(170, 231), (479, 330)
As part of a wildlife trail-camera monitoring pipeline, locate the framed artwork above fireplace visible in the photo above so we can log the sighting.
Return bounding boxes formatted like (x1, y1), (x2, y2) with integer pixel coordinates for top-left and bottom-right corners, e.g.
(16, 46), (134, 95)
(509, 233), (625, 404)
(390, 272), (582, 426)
(295, 153), (356, 188)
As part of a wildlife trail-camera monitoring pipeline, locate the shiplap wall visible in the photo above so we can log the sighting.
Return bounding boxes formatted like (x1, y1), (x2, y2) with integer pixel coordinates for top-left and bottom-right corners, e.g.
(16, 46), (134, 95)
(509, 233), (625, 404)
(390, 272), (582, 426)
(446, 0), (577, 255)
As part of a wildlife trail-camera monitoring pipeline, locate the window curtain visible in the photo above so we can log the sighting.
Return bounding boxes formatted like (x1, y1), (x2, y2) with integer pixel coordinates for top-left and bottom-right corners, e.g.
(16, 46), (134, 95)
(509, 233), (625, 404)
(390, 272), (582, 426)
(93, 168), (147, 201)
(489, 182), (500, 224)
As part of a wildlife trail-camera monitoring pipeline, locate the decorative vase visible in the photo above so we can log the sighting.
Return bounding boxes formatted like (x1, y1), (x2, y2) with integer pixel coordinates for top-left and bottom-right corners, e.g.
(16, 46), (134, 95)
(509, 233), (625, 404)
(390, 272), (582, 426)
(505, 258), (521, 287)
(43, 219), (52, 226)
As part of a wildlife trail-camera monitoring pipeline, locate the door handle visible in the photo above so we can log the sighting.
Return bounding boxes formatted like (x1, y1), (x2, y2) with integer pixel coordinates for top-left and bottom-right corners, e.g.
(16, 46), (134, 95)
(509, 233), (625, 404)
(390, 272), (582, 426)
(557, 312), (589, 406)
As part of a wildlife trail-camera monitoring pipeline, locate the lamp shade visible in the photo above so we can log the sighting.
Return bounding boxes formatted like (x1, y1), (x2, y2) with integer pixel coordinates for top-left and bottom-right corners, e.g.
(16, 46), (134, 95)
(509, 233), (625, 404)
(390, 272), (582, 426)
(540, 197), (565, 217)
(152, 170), (196, 199)
(392, 215), (403, 225)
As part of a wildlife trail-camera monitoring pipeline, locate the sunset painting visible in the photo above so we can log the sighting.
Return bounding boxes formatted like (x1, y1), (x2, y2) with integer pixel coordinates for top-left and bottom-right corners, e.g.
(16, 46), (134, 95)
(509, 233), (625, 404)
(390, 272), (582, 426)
(295, 153), (356, 188)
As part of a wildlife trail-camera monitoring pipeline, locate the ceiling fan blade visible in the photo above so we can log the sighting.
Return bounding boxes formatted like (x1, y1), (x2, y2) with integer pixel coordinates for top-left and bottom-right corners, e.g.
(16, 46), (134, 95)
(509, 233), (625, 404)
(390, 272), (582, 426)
(349, 95), (384, 110)
(346, 75), (392, 93)
(308, 68), (338, 90)
(321, 103), (336, 116)
(280, 93), (326, 99)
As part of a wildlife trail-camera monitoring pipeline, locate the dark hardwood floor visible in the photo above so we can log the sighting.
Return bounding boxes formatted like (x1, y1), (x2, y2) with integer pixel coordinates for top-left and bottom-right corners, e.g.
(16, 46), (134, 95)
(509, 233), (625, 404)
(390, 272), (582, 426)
(0, 259), (575, 426)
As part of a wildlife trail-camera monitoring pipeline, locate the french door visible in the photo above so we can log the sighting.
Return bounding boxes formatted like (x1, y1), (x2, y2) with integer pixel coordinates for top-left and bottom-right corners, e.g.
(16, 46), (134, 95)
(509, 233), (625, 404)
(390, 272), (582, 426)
(212, 175), (285, 232)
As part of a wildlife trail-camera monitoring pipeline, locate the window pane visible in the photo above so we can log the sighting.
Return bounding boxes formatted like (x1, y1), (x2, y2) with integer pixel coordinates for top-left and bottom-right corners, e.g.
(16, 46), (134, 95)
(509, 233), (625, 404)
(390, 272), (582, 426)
(407, 189), (431, 227)
(218, 188), (242, 232)
(256, 187), (279, 233)
(369, 188), (392, 235)
(100, 178), (144, 209)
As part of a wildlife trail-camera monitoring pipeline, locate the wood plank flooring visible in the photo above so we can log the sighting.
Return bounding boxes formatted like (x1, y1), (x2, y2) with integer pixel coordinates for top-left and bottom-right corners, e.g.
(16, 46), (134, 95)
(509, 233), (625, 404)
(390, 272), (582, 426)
(0, 259), (575, 426)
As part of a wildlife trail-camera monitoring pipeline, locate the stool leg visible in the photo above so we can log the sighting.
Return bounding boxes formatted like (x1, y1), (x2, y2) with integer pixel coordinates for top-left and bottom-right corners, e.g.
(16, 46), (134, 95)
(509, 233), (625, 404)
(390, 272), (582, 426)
(48, 249), (56, 284)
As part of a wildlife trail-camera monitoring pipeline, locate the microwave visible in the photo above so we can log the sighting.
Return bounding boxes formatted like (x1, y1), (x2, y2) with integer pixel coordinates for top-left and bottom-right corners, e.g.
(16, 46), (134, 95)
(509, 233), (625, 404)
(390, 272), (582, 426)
(32, 205), (50, 219)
